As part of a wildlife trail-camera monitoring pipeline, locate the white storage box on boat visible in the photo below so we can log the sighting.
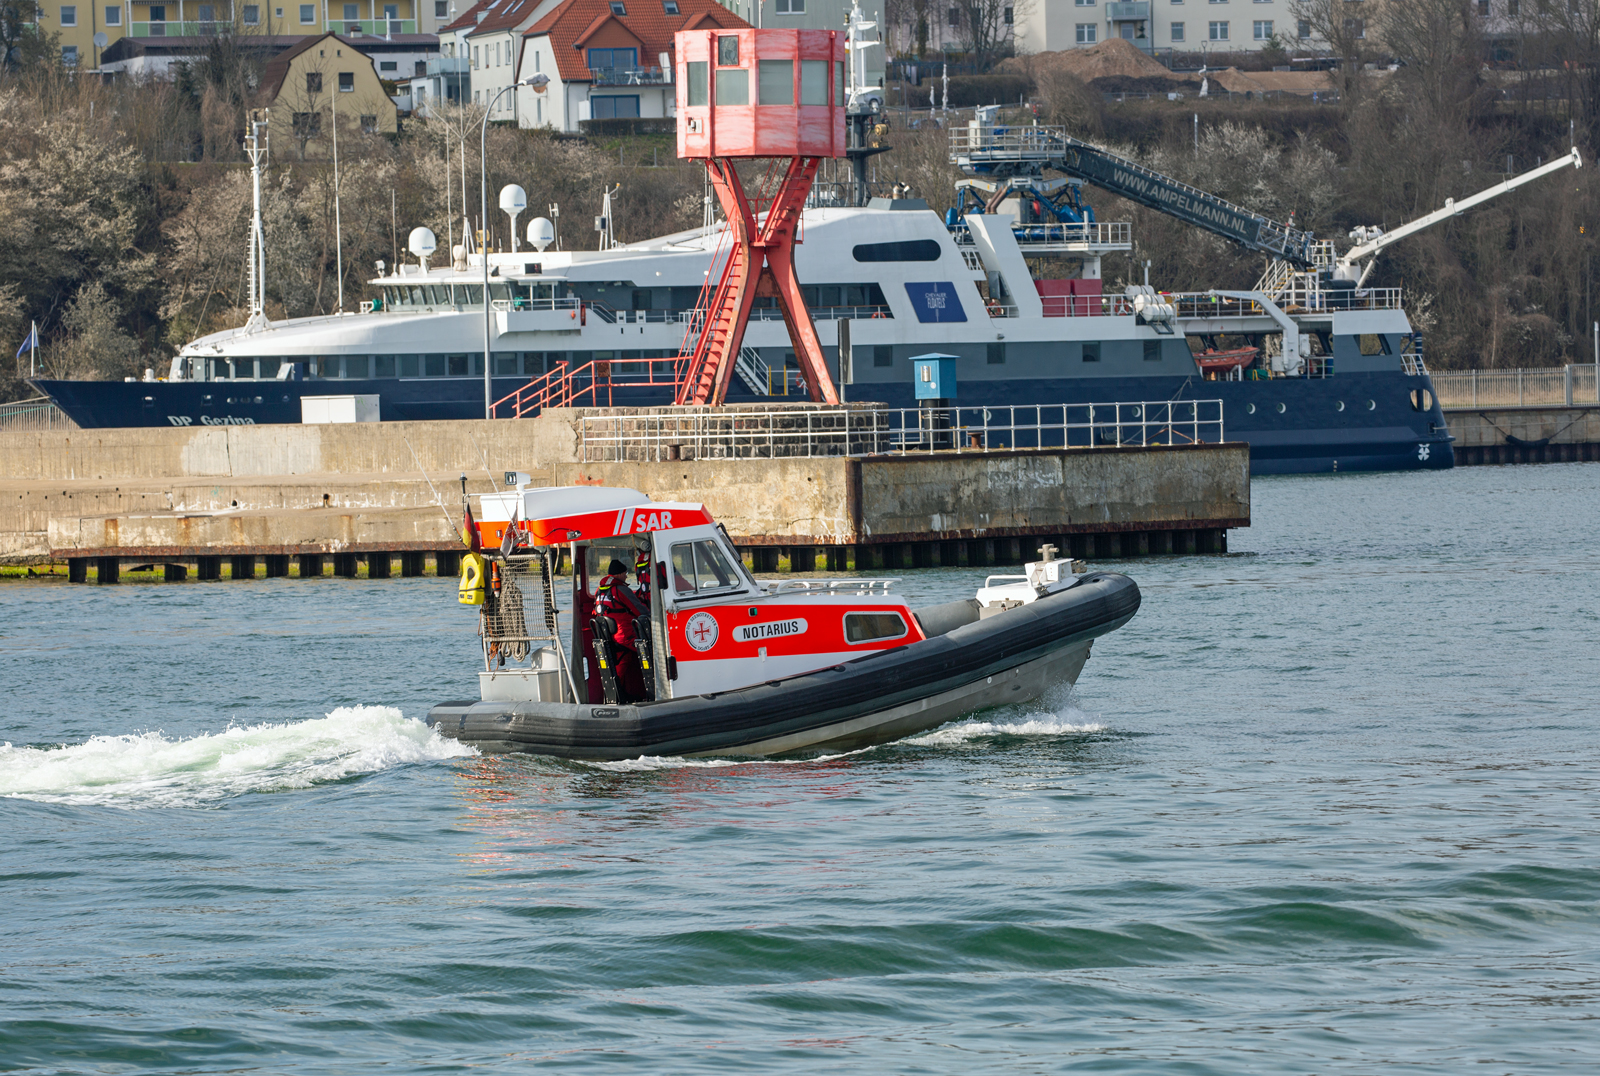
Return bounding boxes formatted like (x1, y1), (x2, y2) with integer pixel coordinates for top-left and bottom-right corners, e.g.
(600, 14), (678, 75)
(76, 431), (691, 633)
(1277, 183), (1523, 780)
(300, 395), (380, 424)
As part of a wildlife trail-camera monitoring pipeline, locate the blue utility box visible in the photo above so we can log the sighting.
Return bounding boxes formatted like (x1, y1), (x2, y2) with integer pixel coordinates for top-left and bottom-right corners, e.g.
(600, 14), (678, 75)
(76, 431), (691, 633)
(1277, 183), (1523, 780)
(912, 354), (959, 400)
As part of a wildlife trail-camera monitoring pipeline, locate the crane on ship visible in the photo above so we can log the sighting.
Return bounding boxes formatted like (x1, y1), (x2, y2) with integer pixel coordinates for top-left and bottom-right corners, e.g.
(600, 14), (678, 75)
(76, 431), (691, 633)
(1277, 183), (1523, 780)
(950, 111), (1582, 304)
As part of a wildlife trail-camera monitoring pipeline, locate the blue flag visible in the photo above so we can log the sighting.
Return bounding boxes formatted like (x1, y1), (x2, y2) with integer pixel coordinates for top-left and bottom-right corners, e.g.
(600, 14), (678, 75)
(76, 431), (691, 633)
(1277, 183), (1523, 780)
(14, 323), (37, 360)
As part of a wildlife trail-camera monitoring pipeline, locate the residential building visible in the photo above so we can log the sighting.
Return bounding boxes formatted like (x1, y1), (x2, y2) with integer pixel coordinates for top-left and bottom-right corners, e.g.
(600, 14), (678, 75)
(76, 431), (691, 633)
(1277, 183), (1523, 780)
(260, 31), (400, 156)
(1013, 0), (1304, 55)
(460, 0), (548, 119)
(515, 0), (748, 132)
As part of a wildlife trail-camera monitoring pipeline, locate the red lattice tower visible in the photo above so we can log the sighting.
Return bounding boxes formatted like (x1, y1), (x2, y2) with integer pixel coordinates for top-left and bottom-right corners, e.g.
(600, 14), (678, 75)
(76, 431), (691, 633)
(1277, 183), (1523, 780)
(674, 28), (845, 406)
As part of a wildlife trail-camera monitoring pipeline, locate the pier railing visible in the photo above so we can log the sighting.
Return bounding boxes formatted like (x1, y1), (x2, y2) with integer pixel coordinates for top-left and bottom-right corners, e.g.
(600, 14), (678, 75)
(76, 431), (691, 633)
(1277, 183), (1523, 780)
(577, 400), (1225, 462)
(1431, 365), (1600, 408)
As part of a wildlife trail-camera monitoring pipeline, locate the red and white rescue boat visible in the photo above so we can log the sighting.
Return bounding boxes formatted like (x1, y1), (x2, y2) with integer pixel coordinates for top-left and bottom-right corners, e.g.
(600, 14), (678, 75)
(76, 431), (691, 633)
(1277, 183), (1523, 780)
(428, 483), (1140, 759)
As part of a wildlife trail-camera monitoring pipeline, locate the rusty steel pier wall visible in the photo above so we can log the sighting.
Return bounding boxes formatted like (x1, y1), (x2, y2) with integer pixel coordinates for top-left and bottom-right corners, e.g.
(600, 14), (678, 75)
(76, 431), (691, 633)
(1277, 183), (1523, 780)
(0, 407), (1250, 581)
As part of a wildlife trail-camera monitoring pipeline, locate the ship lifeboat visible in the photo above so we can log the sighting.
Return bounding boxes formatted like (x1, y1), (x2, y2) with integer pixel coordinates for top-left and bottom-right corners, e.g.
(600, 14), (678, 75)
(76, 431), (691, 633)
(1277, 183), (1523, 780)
(427, 485), (1141, 760)
(1193, 346), (1260, 373)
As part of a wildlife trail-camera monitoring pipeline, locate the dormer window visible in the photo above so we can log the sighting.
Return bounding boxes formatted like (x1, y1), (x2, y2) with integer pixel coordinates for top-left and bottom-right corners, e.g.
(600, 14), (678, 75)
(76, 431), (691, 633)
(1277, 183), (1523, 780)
(662, 0), (677, 10)
(609, 0), (625, 12)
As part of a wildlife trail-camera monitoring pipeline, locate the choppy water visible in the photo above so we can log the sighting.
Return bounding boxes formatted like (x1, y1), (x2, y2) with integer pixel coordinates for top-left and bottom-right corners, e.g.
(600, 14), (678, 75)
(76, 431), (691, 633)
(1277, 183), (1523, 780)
(3, 464), (1598, 1073)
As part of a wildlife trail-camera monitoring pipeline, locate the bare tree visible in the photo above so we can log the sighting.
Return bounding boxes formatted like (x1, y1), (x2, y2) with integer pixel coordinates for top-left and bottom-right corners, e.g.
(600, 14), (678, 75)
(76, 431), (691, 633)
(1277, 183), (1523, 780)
(1288, 0), (1374, 104)
(949, 0), (1021, 70)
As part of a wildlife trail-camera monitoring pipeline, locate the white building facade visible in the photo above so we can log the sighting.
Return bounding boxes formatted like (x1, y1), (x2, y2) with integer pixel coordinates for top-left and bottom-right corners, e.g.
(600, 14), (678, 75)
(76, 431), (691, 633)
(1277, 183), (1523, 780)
(1015, 0), (1304, 55)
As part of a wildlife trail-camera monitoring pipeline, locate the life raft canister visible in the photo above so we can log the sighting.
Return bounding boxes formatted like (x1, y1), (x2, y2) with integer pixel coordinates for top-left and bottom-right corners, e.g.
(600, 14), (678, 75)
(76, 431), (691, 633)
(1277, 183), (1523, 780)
(458, 552), (487, 605)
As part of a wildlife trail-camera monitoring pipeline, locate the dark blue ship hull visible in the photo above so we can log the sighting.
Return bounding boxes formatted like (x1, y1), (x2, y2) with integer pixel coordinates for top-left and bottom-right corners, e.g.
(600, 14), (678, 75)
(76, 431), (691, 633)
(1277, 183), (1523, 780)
(33, 368), (1453, 475)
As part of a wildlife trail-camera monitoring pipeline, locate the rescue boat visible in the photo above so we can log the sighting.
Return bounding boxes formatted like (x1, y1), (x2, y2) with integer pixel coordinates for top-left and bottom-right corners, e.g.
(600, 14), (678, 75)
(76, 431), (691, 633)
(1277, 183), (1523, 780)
(427, 481), (1140, 760)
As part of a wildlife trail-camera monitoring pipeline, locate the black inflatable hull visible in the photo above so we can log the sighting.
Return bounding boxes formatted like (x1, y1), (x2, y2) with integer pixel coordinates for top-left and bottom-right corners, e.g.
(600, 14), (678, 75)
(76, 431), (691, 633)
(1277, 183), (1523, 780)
(427, 572), (1141, 760)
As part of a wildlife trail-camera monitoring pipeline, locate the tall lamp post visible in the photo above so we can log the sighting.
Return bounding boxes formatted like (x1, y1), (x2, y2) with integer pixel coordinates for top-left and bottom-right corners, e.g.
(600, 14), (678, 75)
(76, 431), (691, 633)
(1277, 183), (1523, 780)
(481, 75), (548, 419)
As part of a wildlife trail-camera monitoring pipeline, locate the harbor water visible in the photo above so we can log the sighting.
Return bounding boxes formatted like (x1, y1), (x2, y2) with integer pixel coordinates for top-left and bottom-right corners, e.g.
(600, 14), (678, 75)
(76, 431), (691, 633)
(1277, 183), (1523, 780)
(3, 464), (1598, 1073)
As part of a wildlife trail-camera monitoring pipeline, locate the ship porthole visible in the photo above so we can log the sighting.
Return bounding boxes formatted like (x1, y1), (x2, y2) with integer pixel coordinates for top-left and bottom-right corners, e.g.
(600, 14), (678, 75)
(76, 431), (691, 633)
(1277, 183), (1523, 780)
(1337, 400), (1345, 411)
(1367, 399), (1377, 410)
(1246, 403), (1256, 414)
(1276, 402), (1287, 414)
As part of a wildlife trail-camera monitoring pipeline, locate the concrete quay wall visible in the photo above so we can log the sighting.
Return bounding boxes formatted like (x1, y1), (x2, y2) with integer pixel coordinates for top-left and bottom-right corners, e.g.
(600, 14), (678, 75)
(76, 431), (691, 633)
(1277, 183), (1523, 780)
(0, 415), (1250, 570)
(1445, 405), (1600, 466)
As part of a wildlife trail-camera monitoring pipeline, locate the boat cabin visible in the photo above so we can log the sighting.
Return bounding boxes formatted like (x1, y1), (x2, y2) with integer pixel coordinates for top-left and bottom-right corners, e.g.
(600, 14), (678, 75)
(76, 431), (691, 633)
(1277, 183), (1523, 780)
(467, 484), (923, 705)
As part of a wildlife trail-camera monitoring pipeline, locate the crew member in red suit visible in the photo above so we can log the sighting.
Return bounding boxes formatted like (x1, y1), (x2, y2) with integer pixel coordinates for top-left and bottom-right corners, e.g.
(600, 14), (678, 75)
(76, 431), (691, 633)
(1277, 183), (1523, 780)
(596, 558), (647, 700)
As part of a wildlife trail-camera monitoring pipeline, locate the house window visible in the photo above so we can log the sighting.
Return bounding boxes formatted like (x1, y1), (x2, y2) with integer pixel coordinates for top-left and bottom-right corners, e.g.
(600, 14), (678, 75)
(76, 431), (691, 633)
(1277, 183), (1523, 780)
(292, 111), (322, 138)
(1076, 22), (1096, 42)
(105, 3), (121, 21)
(149, 3), (165, 18)
(776, 0), (804, 10)
(1253, 19), (1271, 38)
(1344, 16), (1364, 37)
(1003, 5), (1012, 23)
(306, 71), (323, 92)
(590, 94), (640, 118)
(436, 0), (447, 14)
(717, 34), (738, 65)
(473, 46), (479, 68)
(383, 3), (397, 19)
(343, 3), (357, 19)
(360, 114), (378, 133)
(1171, 20), (1184, 40)
(1074, 0), (1093, 6)
(609, 0), (626, 13)
(663, 0), (678, 10)
(588, 46), (638, 74)
(242, 4), (258, 23)
(1477, 0), (1488, 13)
(1297, 17), (1310, 37)
(379, 60), (397, 71)
(1209, 20), (1228, 39)
(1508, 0), (1518, 12)
(339, 71), (355, 91)
(300, 3), (314, 21)
(62, 44), (78, 64)
(197, 4), (214, 21)
(59, 5), (75, 25)
(948, 6), (959, 26)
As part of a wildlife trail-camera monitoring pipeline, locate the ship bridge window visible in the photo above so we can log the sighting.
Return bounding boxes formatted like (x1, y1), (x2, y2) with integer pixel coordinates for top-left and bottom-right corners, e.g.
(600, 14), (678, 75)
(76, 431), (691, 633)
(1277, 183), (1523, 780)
(454, 284), (485, 306)
(671, 539), (743, 596)
(1358, 333), (1391, 356)
(489, 282), (513, 304)
(844, 611), (908, 644)
(852, 239), (943, 262)
(374, 355), (397, 378)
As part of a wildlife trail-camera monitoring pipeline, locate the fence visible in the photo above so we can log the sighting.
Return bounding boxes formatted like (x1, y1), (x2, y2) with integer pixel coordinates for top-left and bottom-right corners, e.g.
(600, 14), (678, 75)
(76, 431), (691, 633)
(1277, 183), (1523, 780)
(578, 400), (1225, 462)
(1431, 366), (1600, 409)
(0, 398), (76, 431)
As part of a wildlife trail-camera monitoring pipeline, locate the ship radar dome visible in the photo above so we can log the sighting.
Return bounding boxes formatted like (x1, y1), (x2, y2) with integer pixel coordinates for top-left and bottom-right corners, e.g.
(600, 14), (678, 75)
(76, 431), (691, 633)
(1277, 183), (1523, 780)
(528, 216), (555, 252)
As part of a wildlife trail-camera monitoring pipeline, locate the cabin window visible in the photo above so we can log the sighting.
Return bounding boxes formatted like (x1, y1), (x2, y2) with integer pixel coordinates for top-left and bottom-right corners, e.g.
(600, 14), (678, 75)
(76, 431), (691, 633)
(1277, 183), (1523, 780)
(852, 240), (942, 262)
(715, 67), (748, 105)
(1143, 340), (1161, 361)
(687, 61), (708, 105)
(1082, 342), (1100, 362)
(671, 539), (743, 595)
(717, 35), (739, 66)
(800, 59), (828, 105)
(759, 59), (793, 104)
(1358, 333), (1391, 356)
(374, 355), (396, 377)
(844, 611), (908, 644)
(873, 345), (894, 367)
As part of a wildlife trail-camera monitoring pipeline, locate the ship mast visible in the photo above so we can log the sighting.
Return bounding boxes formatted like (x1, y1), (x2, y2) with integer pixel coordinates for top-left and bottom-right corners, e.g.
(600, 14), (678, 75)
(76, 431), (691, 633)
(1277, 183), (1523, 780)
(243, 111), (271, 334)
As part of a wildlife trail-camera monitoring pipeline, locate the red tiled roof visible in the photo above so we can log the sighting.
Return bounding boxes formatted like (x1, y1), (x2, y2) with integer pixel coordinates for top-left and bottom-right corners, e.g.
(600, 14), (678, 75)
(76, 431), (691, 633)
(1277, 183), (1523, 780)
(524, 0), (747, 84)
(439, 0), (494, 34)
(466, 0), (547, 37)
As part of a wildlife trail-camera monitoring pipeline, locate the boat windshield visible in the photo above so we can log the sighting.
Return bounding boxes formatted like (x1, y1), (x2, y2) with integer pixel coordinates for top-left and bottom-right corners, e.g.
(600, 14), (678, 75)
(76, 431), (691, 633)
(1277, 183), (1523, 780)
(670, 539), (743, 596)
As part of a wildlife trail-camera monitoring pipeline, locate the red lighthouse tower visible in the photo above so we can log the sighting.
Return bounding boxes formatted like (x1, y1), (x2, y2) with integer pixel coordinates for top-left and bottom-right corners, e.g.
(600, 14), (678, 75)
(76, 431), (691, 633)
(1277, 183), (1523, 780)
(674, 28), (846, 406)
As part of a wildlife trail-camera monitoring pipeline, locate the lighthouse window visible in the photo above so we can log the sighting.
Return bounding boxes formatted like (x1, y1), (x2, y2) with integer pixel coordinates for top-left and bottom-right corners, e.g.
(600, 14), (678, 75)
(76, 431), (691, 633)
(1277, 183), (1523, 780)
(715, 67), (749, 105)
(759, 59), (793, 104)
(844, 611), (908, 644)
(852, 239), (942, 262)
(800, 58), (828, 105)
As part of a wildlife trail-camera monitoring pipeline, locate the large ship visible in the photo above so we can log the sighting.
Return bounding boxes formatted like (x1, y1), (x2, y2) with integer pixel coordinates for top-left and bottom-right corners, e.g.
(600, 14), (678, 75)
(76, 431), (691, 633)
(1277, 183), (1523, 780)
(34, 91), (1579, 475)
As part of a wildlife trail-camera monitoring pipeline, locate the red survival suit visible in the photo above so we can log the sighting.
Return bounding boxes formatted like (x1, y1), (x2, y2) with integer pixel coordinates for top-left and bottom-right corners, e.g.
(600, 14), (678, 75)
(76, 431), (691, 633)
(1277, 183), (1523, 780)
(595, 559), (648, 701)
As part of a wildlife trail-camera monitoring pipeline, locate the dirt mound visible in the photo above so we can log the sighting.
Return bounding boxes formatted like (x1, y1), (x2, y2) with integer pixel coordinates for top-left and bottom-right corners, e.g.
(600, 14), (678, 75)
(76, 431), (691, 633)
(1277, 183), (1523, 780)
(1088, 75), (1198, 95)
(1013, 38), (1175, 83)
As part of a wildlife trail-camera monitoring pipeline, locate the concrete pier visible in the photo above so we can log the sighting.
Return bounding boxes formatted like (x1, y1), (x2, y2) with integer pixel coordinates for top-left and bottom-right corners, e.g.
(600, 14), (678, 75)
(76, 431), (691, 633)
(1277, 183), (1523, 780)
(0, 408), (1249, 580)
(1446, 405), (1600, 466)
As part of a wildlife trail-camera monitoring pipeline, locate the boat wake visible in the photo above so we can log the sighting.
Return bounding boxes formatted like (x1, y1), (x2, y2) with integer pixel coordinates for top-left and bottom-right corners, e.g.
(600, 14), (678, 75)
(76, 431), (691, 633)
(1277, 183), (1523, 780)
(0, 706), (476, 809)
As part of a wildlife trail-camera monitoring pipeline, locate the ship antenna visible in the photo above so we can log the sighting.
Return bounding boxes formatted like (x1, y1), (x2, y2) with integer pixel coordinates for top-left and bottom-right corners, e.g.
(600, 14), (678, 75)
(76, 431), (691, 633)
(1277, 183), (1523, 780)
(243, 110), (271, 334)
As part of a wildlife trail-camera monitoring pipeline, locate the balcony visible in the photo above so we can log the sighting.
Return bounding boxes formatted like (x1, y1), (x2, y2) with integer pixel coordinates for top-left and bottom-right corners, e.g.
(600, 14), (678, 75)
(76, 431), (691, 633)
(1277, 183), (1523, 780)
(589, 65), (668, 87)
(426, 56), (470, 75)
(133, 20), (231, 36)
(336, 20), (418, 35)
(1105, 2), (1149, 20)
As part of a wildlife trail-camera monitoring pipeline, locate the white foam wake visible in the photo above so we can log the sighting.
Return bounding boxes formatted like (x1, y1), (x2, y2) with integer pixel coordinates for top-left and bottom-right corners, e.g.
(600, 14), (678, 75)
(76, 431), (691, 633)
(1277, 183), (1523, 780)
(902, 690), (1106, 747)
(0, 705), (476, 808)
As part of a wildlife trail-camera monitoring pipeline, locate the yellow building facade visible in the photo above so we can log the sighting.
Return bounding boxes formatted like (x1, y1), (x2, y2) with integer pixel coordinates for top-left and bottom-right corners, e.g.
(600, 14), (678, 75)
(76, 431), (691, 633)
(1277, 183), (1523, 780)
(261, 32), (399, 158)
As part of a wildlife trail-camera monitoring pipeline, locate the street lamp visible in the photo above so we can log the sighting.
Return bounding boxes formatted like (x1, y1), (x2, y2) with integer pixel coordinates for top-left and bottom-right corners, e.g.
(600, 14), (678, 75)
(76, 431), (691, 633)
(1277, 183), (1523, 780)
(482, 74), (549, 419)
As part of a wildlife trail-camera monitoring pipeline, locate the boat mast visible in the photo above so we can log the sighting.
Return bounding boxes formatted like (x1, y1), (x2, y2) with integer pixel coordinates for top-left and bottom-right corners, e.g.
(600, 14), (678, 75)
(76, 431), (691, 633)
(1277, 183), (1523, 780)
(243, 110), (271, 334)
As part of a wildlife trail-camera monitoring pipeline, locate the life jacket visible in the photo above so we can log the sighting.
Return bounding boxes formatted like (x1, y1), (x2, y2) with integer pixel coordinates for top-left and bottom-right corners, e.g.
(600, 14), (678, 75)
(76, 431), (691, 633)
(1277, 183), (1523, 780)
(596, 573), (644, 647)
(634, 552), (652, 602)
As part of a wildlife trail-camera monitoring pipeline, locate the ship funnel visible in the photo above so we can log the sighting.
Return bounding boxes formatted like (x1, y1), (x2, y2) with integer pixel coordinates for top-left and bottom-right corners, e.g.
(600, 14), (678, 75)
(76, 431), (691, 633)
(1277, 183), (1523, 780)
(500, 184), (527, 253)
(527, 216), (555, 252)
